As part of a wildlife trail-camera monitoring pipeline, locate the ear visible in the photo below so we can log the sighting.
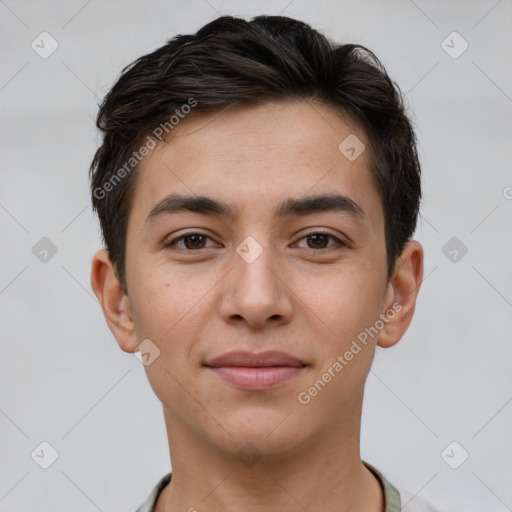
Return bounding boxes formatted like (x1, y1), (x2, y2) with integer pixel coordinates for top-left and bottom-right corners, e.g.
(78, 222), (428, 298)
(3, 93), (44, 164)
(377, 241), (424, 348)
(90, 249), (139, 353)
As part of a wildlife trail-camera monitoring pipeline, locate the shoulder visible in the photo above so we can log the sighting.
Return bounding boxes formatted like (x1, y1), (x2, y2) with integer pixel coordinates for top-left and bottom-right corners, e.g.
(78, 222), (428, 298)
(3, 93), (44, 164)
(398, 489), (442, 512)
(362, 461), (442, 512)
(134, 472), (172, 512)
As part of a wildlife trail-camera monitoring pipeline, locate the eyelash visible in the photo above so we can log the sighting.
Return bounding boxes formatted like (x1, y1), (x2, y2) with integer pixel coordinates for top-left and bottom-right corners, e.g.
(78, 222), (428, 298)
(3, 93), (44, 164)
(163, 232), (348, 251)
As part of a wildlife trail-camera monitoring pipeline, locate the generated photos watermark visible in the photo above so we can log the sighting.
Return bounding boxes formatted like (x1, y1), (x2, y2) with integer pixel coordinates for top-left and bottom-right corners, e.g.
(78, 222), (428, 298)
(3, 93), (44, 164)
(93, 97), (198, 200)
(298, 301), (402, 405)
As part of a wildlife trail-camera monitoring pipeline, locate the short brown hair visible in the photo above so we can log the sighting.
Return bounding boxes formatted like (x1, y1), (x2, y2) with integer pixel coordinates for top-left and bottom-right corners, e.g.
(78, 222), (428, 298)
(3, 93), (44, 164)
(89, 14), (421, 294)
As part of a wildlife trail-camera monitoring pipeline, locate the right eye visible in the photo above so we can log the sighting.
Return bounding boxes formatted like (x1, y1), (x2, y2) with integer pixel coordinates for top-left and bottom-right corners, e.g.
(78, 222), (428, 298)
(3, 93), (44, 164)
(163, 233), (217, 251)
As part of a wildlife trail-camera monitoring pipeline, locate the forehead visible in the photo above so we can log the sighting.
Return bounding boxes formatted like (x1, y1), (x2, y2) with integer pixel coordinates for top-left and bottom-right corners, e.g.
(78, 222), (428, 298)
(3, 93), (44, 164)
(129, 99), (382, 229)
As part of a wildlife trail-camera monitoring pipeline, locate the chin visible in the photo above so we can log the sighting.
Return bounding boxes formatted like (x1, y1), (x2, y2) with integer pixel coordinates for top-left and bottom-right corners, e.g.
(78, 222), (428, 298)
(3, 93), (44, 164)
(209, 409), (312, 456)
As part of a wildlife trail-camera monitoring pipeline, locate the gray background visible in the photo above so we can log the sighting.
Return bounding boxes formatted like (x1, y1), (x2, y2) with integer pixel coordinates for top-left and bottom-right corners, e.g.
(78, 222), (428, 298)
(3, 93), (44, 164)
(1, 0), (511, 510)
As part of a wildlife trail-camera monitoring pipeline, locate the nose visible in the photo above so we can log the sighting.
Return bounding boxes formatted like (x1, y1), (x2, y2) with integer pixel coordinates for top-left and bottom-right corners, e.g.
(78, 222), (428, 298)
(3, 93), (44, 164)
(217, 241), (294, 330)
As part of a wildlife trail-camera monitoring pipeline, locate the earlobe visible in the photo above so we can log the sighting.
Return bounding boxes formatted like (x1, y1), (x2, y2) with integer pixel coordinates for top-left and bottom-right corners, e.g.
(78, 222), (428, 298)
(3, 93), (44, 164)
(90, 249), (139, 353)
(377, 241), (424, 348)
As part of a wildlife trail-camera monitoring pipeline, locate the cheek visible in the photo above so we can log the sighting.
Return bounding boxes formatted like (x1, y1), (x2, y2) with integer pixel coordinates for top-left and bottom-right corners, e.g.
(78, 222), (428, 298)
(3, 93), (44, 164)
(297, 266), (383, 343)
(128, 264), (220, 398)
(296, 276), (382, 415)
(129, 260), (210, 337)
(129, 273), (207, 409)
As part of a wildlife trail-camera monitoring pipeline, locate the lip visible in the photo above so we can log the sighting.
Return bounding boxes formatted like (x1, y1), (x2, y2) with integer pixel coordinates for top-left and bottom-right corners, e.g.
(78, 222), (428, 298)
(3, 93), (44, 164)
(204, 350), (307, 390)
(205, 350), (305, 368)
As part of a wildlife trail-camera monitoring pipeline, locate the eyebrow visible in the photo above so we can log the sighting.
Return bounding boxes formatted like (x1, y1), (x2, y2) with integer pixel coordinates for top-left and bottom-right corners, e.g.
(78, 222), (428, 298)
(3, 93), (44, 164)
(145, 192), (366, 225)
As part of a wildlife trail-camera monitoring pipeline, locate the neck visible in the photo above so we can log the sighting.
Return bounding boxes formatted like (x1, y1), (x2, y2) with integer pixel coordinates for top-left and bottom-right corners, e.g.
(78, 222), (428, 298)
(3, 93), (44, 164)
(156, 391), (384, 512)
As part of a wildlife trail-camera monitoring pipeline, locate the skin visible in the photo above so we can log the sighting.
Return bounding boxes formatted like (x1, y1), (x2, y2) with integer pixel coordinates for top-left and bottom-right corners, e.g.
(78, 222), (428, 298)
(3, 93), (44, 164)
(91, 99), (423, 512)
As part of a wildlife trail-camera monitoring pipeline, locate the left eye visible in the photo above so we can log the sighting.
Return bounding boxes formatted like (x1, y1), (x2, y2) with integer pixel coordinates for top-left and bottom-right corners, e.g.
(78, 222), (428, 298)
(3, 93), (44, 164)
(164, 232), (346, 251)
(295, 232), (346, 250)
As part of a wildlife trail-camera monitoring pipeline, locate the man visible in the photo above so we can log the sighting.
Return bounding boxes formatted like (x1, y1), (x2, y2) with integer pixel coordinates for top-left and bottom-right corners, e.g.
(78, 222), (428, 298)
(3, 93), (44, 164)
(89, 14), (438, 512)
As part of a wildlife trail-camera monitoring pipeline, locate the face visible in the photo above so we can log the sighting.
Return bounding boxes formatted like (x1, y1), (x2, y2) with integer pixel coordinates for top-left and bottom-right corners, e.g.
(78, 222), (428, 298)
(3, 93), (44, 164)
(92, 99), (423, 457)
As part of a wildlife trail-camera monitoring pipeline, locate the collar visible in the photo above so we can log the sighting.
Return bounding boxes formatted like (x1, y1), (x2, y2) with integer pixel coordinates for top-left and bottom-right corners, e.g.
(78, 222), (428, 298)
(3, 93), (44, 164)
(136, 461), (401, 512)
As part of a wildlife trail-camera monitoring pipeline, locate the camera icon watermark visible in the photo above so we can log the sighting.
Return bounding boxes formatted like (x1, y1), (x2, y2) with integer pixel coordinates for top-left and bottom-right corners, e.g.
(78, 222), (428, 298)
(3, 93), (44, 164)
(32, 237), (58, 263)
(442, 236), (468, 263)
(338, 134), (365, 161)
(31, 441), (59, 469)
(236, 236), (263, 264)
(31, 31), (59, 59)
(441, 441), (469, 469)
(134, 338), (161, 366)
(237, 442), (262, 468)
(441, 31), (469, 59)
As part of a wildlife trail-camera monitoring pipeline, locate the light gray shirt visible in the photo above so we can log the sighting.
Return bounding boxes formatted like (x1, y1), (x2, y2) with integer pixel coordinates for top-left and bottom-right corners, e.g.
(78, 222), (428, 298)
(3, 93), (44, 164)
(135, 461), (439, 511)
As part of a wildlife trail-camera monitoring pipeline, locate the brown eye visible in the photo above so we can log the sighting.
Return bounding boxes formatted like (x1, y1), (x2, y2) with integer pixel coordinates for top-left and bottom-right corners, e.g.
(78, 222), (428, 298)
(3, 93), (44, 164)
(306, 233), (329, 249)
(164, 233), (214, 250)
(296, 232), (347, 250)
